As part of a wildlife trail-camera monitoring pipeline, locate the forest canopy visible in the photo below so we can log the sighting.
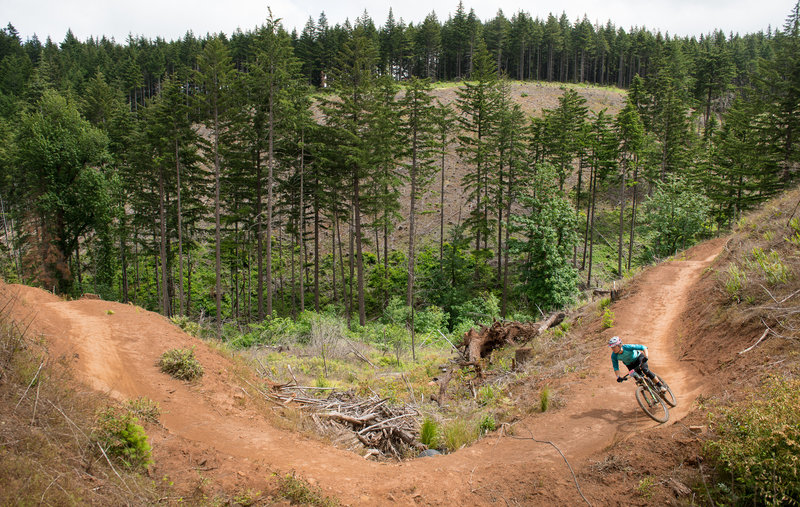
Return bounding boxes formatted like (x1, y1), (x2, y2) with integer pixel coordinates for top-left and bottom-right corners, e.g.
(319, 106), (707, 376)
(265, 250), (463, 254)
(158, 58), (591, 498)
(1, 1), (799, 336)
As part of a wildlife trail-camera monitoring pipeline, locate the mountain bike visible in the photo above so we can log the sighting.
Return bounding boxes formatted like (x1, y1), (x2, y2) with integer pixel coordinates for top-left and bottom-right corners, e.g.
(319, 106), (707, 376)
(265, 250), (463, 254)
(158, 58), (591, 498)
(620, 371), (677, 423)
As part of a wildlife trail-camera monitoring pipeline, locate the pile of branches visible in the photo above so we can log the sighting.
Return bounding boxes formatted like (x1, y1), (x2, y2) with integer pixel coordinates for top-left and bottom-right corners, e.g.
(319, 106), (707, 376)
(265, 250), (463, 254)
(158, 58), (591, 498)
(267, 386), (423, 460)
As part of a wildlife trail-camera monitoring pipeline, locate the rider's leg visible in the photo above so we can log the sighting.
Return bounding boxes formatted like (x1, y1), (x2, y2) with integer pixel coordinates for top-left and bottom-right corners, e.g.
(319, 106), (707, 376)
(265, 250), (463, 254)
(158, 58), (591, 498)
(638, 357), (658, 382)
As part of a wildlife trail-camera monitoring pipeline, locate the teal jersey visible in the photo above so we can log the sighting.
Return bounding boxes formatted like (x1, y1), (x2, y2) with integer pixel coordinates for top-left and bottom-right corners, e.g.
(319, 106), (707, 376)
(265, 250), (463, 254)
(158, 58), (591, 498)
(611, 344), (647, 371)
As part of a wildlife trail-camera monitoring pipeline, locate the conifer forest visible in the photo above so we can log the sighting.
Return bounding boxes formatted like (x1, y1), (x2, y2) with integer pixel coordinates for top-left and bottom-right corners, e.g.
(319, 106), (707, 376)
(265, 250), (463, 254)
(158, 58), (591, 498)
(1, 1), (799, 341)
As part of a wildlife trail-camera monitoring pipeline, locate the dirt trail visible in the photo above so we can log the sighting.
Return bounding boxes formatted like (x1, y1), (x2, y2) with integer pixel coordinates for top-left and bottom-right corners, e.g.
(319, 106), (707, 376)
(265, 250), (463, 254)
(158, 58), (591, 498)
(0, 238), (724, 505)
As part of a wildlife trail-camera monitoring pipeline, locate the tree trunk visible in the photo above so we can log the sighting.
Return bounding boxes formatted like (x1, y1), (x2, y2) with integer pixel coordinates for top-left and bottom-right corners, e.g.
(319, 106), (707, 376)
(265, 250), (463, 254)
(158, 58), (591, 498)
(175, 140), (185, 316)
(257, 150), (264, 320)
(299, 131), (305, 313)
(214, 100), (223, 338)
(353, 172), (366, 326)
(627, 162), (638, 271)
(407, 133), (418, 308)
(618, 158), (626, 276)
(158, 168), (170, 317)
(314, 175), (320, 312)
(266, 81), (275, 317)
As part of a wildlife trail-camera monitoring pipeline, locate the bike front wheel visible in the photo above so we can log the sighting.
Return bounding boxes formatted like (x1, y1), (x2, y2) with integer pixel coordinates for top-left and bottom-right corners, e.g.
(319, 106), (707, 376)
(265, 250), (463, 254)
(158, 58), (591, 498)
(635, 385), (669, 423)
(654, 374), (677, 407)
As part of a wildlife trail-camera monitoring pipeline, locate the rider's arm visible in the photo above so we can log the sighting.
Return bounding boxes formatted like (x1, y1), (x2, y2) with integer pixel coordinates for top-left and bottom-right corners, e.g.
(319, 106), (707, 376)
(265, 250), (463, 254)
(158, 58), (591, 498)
(611, 353), (622, 376)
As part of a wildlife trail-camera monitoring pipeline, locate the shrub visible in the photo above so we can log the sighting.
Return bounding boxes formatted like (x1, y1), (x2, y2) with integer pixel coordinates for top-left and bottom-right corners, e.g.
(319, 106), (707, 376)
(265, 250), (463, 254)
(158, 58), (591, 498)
(92, 407), (152, 469)
(158, 347), (203, 381)
(420, 417), (439, 448)
(601, 308), (615, 329)
(478, 414), (496, 434)
(705, 377), (800, 505)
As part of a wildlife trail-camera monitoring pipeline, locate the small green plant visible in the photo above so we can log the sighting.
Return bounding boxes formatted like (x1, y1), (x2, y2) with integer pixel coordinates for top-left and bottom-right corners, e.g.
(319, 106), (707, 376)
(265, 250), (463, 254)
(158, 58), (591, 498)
(106, 309), (114, 315)
(477, 384), (498, 406)
(747, 247), (791, 285)
(598, 297), (611, 310)
(231, 489), (262, 506)
(552, 320), (572, 338)
(159, 347), (204, 381)
(275, 472), (340, 506)
(636, 476), (655, 499)
(787, 217), (800, 246)
(540, 386), (551, 412)
(725, 264), (748, 300)
(125, 397), (160, 423)
(92, 407), (152, 469)
(478, 413), (496, 434)
(601, 307), (615, 329)
(420, 417), (439, 448)
(314, 374), (331, 388)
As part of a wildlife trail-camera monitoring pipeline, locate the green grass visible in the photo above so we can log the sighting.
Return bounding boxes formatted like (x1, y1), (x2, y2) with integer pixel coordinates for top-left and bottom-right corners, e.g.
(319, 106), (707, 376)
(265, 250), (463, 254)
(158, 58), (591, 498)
(420, 417), (440, 448)
(540, 386), (552, 412)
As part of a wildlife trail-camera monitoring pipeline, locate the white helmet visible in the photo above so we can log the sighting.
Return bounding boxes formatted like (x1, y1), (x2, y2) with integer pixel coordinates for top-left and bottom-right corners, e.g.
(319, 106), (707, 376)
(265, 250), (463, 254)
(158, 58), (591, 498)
(608, 336), (622, 347)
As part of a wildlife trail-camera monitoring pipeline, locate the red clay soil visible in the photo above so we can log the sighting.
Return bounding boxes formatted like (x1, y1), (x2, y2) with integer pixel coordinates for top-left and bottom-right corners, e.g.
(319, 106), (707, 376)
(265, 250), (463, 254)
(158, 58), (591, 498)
(0, 237), (726, 506)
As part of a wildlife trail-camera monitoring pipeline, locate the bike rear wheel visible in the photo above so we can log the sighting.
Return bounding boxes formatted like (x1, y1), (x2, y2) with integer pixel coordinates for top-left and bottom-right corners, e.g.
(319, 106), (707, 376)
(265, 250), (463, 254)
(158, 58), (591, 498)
(654, 374), (677, 407)
(635, 384), (669, 423)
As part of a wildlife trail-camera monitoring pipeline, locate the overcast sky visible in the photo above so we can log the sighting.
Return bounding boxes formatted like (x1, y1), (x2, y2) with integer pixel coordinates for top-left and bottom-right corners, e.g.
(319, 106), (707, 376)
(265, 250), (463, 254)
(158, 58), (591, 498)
(4, 0), (795, 43)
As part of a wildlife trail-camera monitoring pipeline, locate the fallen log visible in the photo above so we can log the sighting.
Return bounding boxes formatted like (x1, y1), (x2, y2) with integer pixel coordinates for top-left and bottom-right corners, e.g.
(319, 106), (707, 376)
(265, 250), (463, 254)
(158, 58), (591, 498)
(460, 312), (566, 363)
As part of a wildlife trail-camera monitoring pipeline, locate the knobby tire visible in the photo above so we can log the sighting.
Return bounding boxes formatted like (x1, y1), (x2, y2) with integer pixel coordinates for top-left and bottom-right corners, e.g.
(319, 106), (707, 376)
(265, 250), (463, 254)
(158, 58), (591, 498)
(654, 374), (677, 407)
(635, 383), (669, 423)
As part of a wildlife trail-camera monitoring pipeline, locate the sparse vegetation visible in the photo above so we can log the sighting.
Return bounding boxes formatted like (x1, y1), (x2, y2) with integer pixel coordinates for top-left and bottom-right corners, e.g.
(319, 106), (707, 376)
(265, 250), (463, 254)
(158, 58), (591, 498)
(724, 264), (747, 300)
(706, 376), (800, 505)
(275, 472), (340, 506)
(125, 396), (160, 423)
(636, 476), (656, 499)
(159, 347), (204, 381)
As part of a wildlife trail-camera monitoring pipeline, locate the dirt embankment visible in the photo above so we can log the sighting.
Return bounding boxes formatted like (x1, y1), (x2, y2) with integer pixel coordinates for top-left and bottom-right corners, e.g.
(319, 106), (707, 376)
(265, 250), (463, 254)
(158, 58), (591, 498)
(0, 236), (727, 505)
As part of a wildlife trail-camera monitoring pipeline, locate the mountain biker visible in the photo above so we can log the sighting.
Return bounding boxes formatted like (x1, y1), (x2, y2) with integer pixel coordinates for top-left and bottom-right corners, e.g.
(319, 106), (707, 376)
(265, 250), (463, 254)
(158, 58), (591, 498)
(608, 336), (666, 392)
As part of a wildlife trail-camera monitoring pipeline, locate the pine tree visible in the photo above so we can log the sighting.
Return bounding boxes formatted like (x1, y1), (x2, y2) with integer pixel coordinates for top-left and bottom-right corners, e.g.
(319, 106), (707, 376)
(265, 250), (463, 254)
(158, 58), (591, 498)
(321, 29), (380, 326)
(615, 98), (645, 273)
(456, 37), (499, 257)
(196, 36), (234, 336)
(754, 1), (800, 183)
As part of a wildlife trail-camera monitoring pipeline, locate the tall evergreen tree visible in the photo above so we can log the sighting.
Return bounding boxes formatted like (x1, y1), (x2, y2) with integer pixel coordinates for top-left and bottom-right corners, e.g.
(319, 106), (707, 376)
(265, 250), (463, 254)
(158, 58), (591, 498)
(456, 37), (499, 257)
(196, 36), (234, 335)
